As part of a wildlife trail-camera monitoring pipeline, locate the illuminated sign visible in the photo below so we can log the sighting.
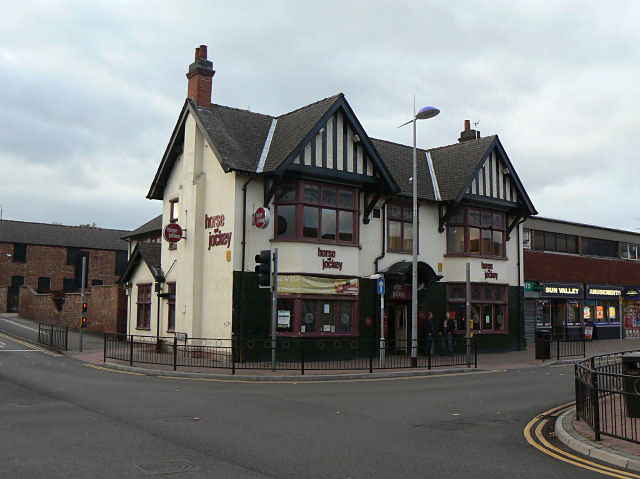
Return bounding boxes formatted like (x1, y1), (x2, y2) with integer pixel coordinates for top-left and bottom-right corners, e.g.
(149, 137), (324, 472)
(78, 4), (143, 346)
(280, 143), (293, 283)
(586, 285), (622, 299)
(540, 283), (583, 298)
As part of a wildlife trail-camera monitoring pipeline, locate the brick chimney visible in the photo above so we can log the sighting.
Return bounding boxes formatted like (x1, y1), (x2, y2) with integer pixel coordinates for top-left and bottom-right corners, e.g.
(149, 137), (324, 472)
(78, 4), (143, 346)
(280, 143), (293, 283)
(458, 120), (480, 143)
(186, 45), (215, 107)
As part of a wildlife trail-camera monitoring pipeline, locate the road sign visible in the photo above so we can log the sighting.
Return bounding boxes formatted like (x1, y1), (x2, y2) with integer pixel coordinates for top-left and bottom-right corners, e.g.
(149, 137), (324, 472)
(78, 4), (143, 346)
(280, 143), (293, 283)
(376, 277), (385, 295)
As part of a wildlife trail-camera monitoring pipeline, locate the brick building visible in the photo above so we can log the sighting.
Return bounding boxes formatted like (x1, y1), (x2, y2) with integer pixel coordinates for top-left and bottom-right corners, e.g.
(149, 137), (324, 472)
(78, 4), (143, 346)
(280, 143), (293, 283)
(0, 219), (130, 315)
(523, 216), (640, 341)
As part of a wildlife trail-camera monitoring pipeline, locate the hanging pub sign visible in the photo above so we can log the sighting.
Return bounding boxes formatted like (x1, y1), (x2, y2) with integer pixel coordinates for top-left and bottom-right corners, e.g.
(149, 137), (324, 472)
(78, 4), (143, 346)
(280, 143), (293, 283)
(204, 213), (232, 249)
(163, 223), (183, 243)
(253, 207), (270, 229)
(586, 285), (622, 299)
(540, 283), (583, 298)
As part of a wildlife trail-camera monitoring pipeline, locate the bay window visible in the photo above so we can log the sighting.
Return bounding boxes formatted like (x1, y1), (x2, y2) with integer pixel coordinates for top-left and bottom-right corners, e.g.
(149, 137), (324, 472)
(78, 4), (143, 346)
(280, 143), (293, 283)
(275, 181), (358, 245)
(446, 207), (506, 257)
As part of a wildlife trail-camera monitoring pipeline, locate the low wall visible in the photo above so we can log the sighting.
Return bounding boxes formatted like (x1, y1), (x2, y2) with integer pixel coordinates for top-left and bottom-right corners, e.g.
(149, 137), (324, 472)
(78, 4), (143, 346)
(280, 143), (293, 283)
(18, 284), (126, 333)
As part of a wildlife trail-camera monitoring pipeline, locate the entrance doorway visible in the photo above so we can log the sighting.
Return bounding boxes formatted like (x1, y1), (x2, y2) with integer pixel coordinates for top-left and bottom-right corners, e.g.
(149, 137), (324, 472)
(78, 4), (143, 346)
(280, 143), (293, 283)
(7, 276), (23, 313)
(393, 305), (408, 353)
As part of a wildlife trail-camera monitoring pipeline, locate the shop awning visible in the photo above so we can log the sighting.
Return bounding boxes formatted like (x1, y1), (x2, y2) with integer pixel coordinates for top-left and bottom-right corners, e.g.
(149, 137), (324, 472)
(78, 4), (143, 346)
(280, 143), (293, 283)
(382, 261), (443, 288)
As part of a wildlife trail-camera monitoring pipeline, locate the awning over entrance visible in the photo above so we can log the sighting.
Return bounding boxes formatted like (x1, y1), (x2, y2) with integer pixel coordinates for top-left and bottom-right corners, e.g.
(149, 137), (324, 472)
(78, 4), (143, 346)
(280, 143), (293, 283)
(382, 261), (443, 289)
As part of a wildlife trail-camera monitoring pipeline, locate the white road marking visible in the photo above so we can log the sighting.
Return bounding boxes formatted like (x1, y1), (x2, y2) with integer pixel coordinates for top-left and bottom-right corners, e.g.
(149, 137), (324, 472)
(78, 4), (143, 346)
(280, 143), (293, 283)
(0, 349), (38, 352)
(0, 317), (39, 333)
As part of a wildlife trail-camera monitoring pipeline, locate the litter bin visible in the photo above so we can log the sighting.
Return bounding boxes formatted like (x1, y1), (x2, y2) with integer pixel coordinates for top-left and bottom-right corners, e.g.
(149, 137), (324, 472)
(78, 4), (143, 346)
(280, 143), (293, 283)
(535, 330), (551, 360)
(622, 352), (640, 417)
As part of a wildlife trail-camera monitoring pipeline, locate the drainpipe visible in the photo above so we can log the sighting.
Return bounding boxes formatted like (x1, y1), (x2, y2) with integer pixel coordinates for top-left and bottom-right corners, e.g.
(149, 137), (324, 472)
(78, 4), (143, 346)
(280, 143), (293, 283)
(516, 216), (526, 350)
(374, 199), (390, 274)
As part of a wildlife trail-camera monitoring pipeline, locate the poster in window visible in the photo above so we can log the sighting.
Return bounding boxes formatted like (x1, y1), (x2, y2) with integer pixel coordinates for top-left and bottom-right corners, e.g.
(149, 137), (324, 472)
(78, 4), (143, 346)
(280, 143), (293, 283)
(609, 307), (616, 320)
(596, 305), (604, 320)
(583, 307), (591, 319)
(277, 310), (291, 328)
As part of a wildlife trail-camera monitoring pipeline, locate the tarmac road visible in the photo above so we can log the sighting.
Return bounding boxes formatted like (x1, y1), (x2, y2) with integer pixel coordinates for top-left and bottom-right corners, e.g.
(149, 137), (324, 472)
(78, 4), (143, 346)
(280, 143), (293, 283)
(0, 332), (612, 478)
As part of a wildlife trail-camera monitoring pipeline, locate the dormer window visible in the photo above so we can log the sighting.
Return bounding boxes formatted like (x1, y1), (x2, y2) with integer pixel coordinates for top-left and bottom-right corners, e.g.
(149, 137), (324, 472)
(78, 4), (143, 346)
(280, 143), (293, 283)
(274, 181), (359, 245)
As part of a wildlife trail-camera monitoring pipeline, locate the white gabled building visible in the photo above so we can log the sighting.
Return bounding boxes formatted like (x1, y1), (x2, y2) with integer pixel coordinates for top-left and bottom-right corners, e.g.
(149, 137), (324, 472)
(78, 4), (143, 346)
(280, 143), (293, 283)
(124, 45), (537, 352)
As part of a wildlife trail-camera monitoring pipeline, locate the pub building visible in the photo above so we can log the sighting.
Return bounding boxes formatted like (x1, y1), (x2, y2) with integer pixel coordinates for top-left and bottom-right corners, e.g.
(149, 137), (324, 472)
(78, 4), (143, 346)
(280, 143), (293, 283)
(122, 45), (537, 353)
(523, 216), (640, 341)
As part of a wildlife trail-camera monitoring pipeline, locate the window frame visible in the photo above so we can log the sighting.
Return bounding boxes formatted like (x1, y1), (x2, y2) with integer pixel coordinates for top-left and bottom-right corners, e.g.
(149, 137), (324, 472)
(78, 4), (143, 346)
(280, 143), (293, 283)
(167, 282), (176, 332)
(446, 283), (509, 334)
(169, 198), (179, 224)
(274, 180), (359, 246)
(445, 207), (507, 259)
(13, 243), (26, 263)
(387, 203), (415, 254)
(136, 283), (152, 330)
(275, 294), (359, 337)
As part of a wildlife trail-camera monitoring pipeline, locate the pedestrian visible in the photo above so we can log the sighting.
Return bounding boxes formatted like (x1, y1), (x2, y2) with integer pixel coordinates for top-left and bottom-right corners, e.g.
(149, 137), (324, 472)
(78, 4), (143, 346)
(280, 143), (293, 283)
(425, 312), (435, 356)
(441, 314), (456, 355)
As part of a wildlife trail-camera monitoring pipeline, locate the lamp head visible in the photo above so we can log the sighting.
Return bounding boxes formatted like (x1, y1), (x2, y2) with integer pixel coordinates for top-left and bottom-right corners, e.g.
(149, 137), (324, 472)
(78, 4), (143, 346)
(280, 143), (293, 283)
(415, 106), (440, 120)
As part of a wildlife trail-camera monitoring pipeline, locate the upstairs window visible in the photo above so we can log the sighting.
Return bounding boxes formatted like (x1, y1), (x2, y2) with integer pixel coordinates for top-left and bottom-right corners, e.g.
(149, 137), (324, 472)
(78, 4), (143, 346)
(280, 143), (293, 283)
(387, 204), (414, 253)
(582, 237), (618, 258)
(169, 198), (179, 223)
(532, 230), (578, 254)
(446, 207), (506, 258)
(275, 181), (358, 245)
(37, 277), (50, 294)
(622, 243), (639, 260)
(13, 243), (26, 262)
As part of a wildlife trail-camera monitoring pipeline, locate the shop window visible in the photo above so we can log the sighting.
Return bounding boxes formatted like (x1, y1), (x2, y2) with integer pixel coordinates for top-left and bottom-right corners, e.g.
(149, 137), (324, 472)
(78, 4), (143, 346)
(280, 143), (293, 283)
(447, 283), (508, 333)
(584, 299), (619, 324)
(136, 284), (152, 330)
(278, 297), (358, 335)
(446, 207), (506, 258)
(387, 204), (414, 253)
(167, 282), (176, 332)
(13, 243), (26, 263)
(274, 181), (358, 245)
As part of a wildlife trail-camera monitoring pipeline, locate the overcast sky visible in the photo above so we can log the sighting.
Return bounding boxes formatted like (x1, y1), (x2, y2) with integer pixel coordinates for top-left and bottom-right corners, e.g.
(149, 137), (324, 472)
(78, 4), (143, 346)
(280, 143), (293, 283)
(1, 0), (639, 232)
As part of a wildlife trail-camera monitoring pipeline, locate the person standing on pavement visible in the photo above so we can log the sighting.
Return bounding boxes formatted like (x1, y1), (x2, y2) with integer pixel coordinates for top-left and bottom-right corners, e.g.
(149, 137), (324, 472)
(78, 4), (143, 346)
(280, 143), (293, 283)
(441, 314), (456, 355)
(425, 312), (435, 356)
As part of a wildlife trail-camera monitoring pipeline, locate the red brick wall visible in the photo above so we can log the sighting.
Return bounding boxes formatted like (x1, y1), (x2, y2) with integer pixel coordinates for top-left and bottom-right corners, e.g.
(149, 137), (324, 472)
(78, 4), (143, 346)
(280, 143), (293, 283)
(524, 250), (640, 285)
(0, 242), (122, 291)
(18, 284), (126, 333)
(0, 286), (7, 313)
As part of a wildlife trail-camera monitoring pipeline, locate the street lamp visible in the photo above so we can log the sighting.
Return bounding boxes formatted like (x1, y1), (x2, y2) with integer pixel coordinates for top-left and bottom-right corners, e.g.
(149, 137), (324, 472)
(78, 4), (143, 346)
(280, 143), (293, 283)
(399, 105), (440, 367)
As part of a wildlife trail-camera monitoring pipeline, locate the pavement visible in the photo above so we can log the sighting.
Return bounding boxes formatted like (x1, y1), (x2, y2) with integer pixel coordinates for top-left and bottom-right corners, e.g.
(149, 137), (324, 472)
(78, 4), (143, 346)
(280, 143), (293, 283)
(4, 311), (640, 473)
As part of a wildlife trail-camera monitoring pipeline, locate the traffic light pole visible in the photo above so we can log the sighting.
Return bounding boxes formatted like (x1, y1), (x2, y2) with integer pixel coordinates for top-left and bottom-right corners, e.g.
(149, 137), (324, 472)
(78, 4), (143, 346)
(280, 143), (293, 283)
(271, 248), (278, 372)
(80, 256), (86, 353)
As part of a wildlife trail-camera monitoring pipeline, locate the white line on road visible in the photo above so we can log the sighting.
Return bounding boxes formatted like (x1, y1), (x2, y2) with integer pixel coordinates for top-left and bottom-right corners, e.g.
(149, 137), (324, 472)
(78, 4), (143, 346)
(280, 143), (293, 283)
(0, 350), (38, 352)
(0, 317), (39, 333)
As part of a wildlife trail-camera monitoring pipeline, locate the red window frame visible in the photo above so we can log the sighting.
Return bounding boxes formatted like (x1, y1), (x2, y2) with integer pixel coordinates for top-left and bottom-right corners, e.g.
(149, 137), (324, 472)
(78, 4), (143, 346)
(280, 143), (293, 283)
(167, 282), (176, 332)
(274, 181), (359, 246)
(275, 294), (359, 337)
(136, 283), (152, 330)
(446, 207), (507, 259)
(387, 203), (414, 253)
(446, 283), (508, 334)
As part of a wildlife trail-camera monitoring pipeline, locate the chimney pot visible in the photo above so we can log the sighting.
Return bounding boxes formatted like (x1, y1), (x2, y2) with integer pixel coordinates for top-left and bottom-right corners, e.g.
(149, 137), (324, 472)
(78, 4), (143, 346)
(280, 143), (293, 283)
(198, 45), (207, 60)
(464, 120), (470, 130)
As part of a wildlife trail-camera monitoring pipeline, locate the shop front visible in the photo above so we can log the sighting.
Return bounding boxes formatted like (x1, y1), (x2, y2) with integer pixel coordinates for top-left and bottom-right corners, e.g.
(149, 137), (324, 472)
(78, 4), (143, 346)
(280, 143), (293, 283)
(536, 283), (583, 337)
(585, 285), (622, 340)
(623, 287), (640, 338)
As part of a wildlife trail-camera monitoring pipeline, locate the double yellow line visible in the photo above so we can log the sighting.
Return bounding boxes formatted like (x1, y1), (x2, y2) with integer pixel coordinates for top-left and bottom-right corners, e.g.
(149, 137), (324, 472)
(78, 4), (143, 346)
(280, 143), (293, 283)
(524, 402), (640, 478)
(0, 332), (61, 357)
(82, 363), (145, 376)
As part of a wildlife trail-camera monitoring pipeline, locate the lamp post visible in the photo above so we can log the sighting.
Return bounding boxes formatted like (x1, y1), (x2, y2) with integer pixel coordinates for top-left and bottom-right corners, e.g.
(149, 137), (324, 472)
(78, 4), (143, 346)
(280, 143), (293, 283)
(399, 105), (440, 367)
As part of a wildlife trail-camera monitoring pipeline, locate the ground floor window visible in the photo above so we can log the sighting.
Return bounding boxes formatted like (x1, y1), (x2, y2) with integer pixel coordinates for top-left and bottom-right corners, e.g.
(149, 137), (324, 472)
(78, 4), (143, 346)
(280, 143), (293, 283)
(136, 284), (151, 330)
(583, 299), (619, 324)
(447, 283), (508, 333)
(167, 282), (176, 332)
(276, 296), (358, 335)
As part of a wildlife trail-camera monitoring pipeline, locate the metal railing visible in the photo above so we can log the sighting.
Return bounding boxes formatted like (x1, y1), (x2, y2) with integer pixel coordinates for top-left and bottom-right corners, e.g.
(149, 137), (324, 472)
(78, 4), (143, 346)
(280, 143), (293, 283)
(37, 323), (68, 351)
(104, 334), (477, 374)
(538, 331), (586, 362)
(575, 351), (640, 445)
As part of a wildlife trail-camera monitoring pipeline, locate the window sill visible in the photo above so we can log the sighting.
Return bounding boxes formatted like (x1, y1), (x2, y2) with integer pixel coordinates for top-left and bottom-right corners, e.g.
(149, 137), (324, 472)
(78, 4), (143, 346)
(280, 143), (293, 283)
(386, 248), (413, 254)
(136, 327), (151, 331)
(271, 238), (361, 249)
(444, 254), (508, 260)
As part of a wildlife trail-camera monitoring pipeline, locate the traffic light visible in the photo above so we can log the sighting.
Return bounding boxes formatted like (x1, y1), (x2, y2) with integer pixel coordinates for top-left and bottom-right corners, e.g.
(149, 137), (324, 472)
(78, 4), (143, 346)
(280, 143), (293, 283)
(255, 250), (271, 288)
(81, 302), (88, 328)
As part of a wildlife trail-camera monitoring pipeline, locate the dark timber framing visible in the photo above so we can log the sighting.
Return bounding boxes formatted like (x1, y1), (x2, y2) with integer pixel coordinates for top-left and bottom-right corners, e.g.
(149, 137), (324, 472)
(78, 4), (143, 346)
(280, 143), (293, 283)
(332, 112), (338, 170)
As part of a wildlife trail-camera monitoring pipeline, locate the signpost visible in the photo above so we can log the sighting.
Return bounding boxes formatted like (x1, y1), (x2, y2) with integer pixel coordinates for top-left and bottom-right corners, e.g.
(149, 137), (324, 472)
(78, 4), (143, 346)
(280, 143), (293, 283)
(79, 256), (86, 352)
(374, 275), (385, 368)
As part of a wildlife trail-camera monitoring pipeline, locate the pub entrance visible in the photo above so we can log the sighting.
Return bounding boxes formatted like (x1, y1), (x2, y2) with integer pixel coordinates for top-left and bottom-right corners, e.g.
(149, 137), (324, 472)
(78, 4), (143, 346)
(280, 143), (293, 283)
(386, 283), (412, 355)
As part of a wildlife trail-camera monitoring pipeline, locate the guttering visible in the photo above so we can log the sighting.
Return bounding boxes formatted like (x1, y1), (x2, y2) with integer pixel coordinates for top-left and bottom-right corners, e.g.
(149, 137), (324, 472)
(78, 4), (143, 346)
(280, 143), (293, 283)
(426, 152), (441, 201)
(256, 119), (278, 174)
(374, 199), (390, 274)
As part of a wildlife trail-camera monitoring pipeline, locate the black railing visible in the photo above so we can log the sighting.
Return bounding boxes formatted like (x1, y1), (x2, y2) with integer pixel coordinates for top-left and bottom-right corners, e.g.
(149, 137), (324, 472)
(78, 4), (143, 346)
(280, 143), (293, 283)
(37, 323), (68, 351)
(538, 331), (586, 362)
(104, 334), (477, 374)
(575, 351), (640, 445)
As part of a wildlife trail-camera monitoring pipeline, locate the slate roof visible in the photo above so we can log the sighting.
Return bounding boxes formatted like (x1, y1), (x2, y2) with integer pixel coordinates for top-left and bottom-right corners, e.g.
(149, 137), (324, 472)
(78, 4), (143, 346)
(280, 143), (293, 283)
(119, 242), (163, 283)
(124, 214), (162, 240)
(0, 219), (129, 251)
(371, 135), (497, 201)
